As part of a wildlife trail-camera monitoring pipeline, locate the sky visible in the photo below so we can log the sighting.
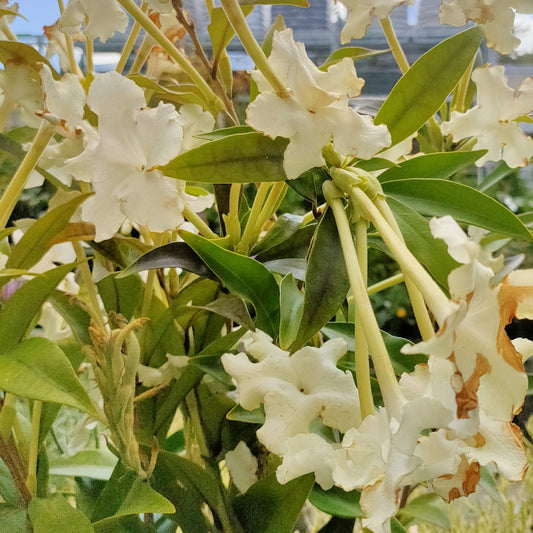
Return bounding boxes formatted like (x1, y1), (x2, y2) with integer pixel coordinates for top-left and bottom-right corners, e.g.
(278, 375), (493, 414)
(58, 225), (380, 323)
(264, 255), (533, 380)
(11, 1), (60, 35)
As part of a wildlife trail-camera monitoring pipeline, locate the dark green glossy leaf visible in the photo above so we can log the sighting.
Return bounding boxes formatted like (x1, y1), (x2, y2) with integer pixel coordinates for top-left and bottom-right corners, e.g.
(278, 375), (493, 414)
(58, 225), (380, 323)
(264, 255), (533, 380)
(0, 338), (99, 418)
(477, 160), (516, 192)
(192, 294), (255, 331)
(291, 209), (349, 351)
(378, 151), (486, 182)
(309, 485), (363, 518)
(162, 132), (288, 183)
(320, 47), (388, 70)
(386, 197), (459, 288)
(382, 179), (533, 241)
(97, 274), (144, 320)
(279, 273), (304, 350)
(374, 27), (483, 145)
(0, 262), (78, 351)
(286, 167), (328, 204)
(255, 223), (315, 263)
(28, 495), (94, 533)
(233, 473), (314, 533)
(263, 258), (307, 280)
(181, 231), (280, 338)
(6, 193), (90, 270)
(118, 242), (216, 281)
(226, 404), (265, 424)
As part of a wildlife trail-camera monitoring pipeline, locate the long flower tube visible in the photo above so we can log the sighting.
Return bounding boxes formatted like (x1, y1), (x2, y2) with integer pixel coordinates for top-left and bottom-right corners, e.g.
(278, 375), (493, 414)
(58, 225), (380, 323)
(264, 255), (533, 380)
(323, 181), (404, 418)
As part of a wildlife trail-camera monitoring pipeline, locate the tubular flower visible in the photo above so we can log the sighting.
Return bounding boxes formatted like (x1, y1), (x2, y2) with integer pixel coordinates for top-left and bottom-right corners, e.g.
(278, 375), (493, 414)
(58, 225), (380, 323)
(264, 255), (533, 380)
(336, 0), (415, 43)
(59, 0), (128, 43)
(439, 0), (533, 55)
(66, 71), (187, 241)
(246, 28), (391, 179)
(442, 66), (533, 168)
(221, 330), (360, 456)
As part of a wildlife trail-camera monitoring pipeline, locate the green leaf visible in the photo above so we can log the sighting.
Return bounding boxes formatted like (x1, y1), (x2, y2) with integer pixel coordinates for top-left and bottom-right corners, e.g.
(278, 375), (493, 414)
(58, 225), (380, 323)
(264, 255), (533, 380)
(28, 495), (94, 533)
(378, 151), (486, 182)
(382, 179), (533, 241)
(386, 197), (459, 288)
(233, 473), (314, 533)
(286, 167), (328, 204)
(208, 6), (253, 64)
(161, 132), (288, 183)
(6, 193), (90, 270)
(49, 450), (118, 481)
(192, 294), (255, 331)
(97, 274), (144, 321)
(48, 289), (92, 345)
(255, 223), (315, 263)
(226, 404), (265, 424)
(279, 274), (304, 350)
(0, 262), (78, 351)
(0, 506), (27, 533)
(181, 231), (280, 338)
(391, 517), (408, 533)
(91, 463), (174, 524)
(129, 75), (206, 107)
(263, 258), (307, 281)
(251, 213), (304, 255)
(0, 41), (59, 77)
(374, 26), (483, 146)
(309, 485), (363, 519)
(0, 338), (99, 418)
(398, 493), (451, 529)
(118, 242), (217, 281)
(477, 160), (516, 192)
(320, 47), (388, 70)
(291, 209), (349, 351)
(197, 125), (254, 141)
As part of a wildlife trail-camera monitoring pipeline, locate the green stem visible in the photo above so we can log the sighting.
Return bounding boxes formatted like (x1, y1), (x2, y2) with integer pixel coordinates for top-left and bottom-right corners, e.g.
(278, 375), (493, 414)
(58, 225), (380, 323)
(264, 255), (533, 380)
(351, 187), (453, 326)
(220, 0), (288, 96)
(249, 181), (286, 245)
(183, 205), (218, 239)
(72, 241), (105, 329)
(236, 182), (271, 254)
(374, 196), (435, 341)
(117, 0), (226, 113)
(452, 55), (475, 114)
(26, 400), (42, 498)
(225, 182), (242, 245)
(354, 219), (374, 419)
(85, 33), (94, 74)
(0, 393), (17, 440)
(128, 33), (152, 75)
(0, 122), (54, 230)
(367, 272), (404, 296)
(116, 19), (142, 73)
(140, 232), (164, 321)
(379, 16), (409, 74)
(324, 182), (404, 415)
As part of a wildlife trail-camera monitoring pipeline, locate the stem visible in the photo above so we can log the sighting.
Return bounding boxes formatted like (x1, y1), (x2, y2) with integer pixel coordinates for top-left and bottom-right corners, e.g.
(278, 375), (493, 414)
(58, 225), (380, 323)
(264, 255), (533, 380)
(354, 219), (374, 419)
(453, 55), (475, 114)
(250, 181), (286, 245)
(185, 391), (209, 458)
(182, 205), (218, 239)
(72, 241), (106, 329)
(236, 182), (271, 254)
(117, 0), (226, 113)
(26, 401), (42, 498)
(374, 196), (435, 341)
(379, 16), (409, 74)
(85, 33), (94, 74)
(0, 434), (31, 504)
(0, 393), (17, 440)
(116, 18), (143, 73)
(367, 272), (404, 296)
(225, 183), (242, 245)
(351, 188), (452, 326)
(324, 183), (404, 415)
(0, 122), (54, 230)
(220, 0), (288, 96)
(140, 232), (164, 320)
(0, 18), (17, 41)
(128, 33), (152, 75)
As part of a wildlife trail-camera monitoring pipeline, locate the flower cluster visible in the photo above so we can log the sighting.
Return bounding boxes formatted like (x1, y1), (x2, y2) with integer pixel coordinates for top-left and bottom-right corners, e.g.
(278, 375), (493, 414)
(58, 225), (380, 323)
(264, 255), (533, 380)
(223, 217), (533, 533)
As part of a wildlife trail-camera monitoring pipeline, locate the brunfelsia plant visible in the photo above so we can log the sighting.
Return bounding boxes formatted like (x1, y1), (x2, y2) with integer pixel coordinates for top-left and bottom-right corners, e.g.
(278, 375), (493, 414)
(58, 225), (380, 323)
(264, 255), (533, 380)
(0, 1), (532, 532)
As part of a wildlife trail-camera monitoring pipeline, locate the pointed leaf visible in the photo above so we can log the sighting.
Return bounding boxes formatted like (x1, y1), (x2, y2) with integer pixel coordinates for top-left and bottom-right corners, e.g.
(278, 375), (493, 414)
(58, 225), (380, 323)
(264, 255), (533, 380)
(28, 495), (93, 533)
(320, 47), (388, 70)
(378, 151), (486, 182)
(279, 274), (304, 350)
(180, 231), (280, 338)
(6, 193), (91, 270)
(209, 6), (253, 62)
(251, 213), (304, 255)
(161, 132), (288, 183)
(374, 26), (483, 145)
(382, 179), (533, 241)
(398, 493), (450, 529)
(48, 289), (92, 345)
(0, 338), (99, 418)
(233, 473), (314, 533)
(0, 262), (79, 351)
(291, 209), (349, 350)
(49, 450), (118, 481)
(194, 294), (255, 331)
(309, 485), (363, 518)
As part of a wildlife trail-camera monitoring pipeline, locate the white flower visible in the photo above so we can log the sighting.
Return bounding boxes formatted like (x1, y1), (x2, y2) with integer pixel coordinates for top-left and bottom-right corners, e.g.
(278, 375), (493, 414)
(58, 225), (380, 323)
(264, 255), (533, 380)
(44, 20), (85, 74)
(59, 0), (128, 43)
(225, 441), (258, 493)
(337, 0), (415, 43)
(66, 71), (188, 241)
(137, 354), (190, 387)
(246, 29), (391, 179)
(221, 330), (360, 456)
(442, 66), (533, 168)
(146, 0), (175, 14)
(439, 0), (533, 55)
